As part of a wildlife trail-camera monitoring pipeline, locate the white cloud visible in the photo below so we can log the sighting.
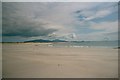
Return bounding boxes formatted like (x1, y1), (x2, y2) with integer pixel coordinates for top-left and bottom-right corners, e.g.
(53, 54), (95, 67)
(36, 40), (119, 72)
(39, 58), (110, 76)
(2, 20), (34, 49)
(77, 32), (118, 41)
(76, 21), (118, 41)
(84, 10), (111, 21)
(90, 21), (118, 33)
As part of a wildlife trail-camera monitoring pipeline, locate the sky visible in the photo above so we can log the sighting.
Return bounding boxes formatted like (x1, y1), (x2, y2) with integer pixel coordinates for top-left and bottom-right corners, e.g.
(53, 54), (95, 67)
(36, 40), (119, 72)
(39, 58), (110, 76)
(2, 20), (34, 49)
(2, 2), (119, 42)
(1, 0), (120, 2)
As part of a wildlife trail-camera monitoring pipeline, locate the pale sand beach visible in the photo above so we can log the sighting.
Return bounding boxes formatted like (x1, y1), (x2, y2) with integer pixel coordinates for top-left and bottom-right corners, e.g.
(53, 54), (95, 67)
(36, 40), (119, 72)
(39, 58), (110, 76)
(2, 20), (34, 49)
(0, 43), (2, 79)
(2, 43), (118, 78)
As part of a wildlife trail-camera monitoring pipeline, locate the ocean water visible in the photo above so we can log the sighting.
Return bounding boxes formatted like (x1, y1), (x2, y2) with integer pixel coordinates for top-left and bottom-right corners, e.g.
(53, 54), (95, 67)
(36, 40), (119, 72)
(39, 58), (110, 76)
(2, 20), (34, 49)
(50, 41), (119, 48)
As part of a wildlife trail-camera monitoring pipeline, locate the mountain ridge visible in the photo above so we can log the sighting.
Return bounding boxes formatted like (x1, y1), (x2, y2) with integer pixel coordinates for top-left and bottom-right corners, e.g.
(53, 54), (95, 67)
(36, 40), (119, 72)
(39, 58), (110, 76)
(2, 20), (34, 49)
(24, 39), (67, 42)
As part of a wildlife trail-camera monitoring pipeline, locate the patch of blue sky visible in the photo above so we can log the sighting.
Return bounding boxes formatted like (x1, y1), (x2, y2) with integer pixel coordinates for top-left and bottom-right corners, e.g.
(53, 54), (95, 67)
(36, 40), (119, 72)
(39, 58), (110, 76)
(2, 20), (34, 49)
(76, 15), (86, 21)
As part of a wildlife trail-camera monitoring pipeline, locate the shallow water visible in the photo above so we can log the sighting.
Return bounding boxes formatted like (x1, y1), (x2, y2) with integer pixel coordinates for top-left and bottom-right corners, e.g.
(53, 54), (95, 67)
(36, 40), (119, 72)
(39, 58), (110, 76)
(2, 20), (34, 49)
(51, 41), (118, 48)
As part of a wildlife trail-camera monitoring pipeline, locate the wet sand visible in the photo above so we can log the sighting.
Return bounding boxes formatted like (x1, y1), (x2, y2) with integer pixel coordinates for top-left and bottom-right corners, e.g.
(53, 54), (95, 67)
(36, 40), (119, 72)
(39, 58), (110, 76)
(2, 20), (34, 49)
(2, 43), (118, 78)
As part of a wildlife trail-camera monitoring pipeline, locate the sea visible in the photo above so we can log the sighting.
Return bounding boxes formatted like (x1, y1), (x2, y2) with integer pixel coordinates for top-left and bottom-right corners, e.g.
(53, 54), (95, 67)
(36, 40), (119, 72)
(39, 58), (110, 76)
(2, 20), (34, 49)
(48, 41), (119, 48)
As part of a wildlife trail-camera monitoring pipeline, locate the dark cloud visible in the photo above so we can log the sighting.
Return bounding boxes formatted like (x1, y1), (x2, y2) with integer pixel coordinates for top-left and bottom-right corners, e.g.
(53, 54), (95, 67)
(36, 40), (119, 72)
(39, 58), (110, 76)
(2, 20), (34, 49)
(2, 17), (57, 37)
(75, 10), (82, 14)
(2, 2), (57, 38)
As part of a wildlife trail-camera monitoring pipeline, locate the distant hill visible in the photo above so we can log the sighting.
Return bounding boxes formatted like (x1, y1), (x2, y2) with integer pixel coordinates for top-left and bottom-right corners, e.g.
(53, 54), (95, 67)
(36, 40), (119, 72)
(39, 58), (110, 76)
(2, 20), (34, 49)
(52, 39), (67, 42)
(24, 39), (67, 42)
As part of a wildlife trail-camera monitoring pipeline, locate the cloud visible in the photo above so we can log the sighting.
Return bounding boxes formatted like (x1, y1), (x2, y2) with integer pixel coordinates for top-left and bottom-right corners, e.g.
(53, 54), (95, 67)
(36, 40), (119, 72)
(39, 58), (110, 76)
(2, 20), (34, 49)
(3, 2), (79, 38)
(2, 0), (120, 2)
(75, 2), (118, 21)
(76, 21), (118, 41)
(2, 2), (118, 41)
(2, 3), (60, 37)
(3, 16), (58, 37)
(90, 21), (118, 33)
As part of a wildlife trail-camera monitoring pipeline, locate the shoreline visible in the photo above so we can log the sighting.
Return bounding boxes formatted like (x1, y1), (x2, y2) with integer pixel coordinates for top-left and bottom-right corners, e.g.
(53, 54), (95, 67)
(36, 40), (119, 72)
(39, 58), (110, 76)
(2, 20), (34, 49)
(2, 42), (119, 49)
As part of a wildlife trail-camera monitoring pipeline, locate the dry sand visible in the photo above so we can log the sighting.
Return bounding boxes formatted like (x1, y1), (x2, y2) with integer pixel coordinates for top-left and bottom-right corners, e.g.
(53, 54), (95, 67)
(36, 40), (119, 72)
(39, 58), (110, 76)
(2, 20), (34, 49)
(0, 43), (2, 79)
(2, 43), (118, 78)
